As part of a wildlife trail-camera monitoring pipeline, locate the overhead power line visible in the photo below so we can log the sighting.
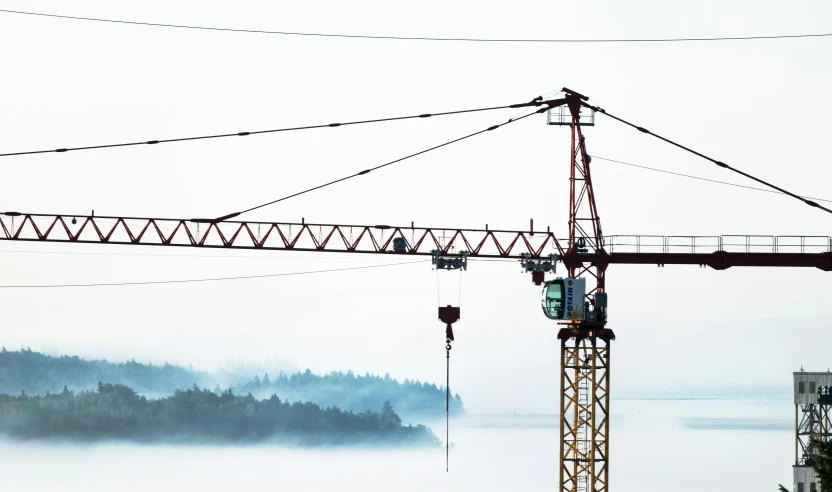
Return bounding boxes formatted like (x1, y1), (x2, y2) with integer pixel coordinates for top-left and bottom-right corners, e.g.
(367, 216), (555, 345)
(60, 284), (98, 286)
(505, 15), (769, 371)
(0, 249), (405, 260)
(593, 156), (832, 204)
(3, 9), (832, 43)
(0, 259), (427, 289)
(211, 108), (547, 222)
(0, 98), (546, 158)
(587, 104), (832, 215)
(0, 248), (526, 261)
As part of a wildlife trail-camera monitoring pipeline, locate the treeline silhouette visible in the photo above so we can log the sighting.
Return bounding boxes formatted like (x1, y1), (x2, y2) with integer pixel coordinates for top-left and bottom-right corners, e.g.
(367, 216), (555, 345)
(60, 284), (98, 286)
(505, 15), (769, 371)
(0, 382), (437, 446)
(0, 348), (211, 395)
(235, 370), (465, 419)
(0, 349), (465, 419)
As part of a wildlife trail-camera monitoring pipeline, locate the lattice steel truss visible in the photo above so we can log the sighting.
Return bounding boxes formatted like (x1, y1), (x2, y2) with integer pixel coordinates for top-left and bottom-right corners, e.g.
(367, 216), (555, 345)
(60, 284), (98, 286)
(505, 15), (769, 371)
(1, 214), (827, 269)
(797, 403), (832, 465)
(554, 90), (616, 492)
(0, 213), (566, 258)
(559, 334), (613, 492)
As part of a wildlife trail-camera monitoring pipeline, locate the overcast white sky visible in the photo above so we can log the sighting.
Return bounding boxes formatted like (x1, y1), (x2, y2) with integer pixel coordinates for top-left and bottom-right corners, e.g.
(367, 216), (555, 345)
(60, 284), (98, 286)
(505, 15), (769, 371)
(0, 0), (830, 413)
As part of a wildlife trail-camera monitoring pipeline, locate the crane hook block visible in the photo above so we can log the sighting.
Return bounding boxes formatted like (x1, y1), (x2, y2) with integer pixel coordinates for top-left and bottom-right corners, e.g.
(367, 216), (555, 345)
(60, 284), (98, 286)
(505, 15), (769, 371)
(438, 305), (460, 342)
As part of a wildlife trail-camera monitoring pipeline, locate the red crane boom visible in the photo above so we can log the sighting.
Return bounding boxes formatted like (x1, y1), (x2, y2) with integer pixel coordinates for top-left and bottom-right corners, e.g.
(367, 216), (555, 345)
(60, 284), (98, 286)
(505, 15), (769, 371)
(1, 213), (828, 270)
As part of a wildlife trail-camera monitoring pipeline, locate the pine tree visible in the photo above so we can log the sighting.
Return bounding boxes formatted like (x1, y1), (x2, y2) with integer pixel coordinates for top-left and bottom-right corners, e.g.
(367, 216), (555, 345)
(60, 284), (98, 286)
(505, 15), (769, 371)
(379, 400), (402, 430)
(812, 437), (832, 492)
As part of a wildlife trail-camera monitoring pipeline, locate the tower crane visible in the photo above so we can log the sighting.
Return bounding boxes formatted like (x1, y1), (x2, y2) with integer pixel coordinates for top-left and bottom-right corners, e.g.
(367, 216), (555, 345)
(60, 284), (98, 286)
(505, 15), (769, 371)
(1, 88), (830, 492)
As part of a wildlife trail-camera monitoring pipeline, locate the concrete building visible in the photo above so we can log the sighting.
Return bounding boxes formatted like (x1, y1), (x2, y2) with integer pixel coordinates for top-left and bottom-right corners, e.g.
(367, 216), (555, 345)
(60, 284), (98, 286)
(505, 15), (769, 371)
(793, 369), (832, 492)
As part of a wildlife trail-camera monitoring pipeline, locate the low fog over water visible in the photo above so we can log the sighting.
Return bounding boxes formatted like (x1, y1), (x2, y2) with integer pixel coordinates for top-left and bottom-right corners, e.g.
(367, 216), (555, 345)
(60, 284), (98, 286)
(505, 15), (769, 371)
(0, 399), (792, 491)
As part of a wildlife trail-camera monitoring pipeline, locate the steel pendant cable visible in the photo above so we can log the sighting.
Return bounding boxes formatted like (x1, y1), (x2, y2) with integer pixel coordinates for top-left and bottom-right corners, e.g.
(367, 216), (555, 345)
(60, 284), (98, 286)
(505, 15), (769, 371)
(584, 102), (832, 216)
(0, 97), (549, 158)
(213, 106), (549, 222)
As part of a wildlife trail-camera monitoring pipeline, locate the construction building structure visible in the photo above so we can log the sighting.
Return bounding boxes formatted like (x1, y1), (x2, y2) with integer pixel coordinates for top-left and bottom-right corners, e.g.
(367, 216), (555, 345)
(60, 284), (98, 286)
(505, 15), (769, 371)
(794, 369), (832, 492)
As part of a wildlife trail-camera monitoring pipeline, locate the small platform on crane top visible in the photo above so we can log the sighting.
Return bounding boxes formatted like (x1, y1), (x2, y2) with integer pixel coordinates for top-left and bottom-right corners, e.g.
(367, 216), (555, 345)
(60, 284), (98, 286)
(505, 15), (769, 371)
(556, 325), (615, 343)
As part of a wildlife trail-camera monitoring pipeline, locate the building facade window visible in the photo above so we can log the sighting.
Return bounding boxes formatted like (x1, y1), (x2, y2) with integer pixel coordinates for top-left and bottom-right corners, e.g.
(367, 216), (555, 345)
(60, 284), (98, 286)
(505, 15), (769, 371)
(797, 482), (804, 492)
(810, 382), (817, 394)
(810, 482), (817, 492)
(800, 382), (806, 393)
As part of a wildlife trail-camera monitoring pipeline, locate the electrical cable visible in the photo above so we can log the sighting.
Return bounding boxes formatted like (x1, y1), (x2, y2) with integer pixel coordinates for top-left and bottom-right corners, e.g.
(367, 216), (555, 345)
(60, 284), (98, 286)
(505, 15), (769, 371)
(592, 156), (832, 203)
(0, 259), (427, 288)
(3, 9), (832, 43)
(0, 249), (407, 260)
(218, 108), (546, 221)
(586, 103), (832, 215)
(0, 99), (546, 158)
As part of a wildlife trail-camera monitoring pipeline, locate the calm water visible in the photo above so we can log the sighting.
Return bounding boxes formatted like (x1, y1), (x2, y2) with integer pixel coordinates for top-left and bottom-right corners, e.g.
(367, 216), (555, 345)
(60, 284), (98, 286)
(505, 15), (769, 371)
(0, 399), (793, 491)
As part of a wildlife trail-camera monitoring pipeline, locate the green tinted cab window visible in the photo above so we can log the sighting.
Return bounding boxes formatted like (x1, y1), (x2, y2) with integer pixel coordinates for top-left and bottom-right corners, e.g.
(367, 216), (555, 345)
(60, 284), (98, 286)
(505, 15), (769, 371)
(544, 281), (565, 319)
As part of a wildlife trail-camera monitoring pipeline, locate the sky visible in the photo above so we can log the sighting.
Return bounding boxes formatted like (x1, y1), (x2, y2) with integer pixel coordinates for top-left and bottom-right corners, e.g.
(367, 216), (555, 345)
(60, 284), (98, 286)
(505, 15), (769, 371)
(0, 0), (830, 413)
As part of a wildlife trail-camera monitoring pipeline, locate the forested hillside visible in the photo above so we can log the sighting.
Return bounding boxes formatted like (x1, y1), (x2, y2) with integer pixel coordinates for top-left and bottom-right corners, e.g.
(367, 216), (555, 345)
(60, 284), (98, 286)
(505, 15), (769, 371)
(0, 348), (211, 395)
(0, 382), (437, 446)
(235, 370), (465, 419)
(0, 349), (465, 419)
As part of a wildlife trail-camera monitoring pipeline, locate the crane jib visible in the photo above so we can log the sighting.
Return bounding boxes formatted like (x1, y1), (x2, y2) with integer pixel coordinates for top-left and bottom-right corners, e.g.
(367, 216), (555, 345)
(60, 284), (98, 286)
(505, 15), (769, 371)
(0, 213), (828, 268)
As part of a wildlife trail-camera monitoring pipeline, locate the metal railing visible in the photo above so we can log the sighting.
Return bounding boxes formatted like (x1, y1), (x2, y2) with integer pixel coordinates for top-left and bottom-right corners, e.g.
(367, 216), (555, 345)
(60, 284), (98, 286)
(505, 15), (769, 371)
(605, 235), (832, 254)
(547, 105), (595, 126)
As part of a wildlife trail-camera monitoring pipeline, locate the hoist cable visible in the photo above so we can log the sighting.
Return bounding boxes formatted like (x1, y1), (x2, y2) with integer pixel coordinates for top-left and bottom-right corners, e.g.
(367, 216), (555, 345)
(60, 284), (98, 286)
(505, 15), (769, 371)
(3, 9), (832, 43)
(435, 267), (441, 306)
(458, 269), (463, 306)
(446, 339), (451, 473)
(217, 108), (545, 221)
(587, 104), (832, 215)
(0, 98), (547, 158)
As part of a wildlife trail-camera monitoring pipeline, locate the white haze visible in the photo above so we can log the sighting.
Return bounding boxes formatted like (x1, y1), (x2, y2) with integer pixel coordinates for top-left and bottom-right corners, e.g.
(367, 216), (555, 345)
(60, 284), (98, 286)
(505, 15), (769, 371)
(0, 399), (793, 491)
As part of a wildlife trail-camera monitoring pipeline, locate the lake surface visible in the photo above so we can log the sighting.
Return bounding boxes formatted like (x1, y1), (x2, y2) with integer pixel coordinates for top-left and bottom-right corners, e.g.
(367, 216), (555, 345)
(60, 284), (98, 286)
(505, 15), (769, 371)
(0, 398), (793, 491)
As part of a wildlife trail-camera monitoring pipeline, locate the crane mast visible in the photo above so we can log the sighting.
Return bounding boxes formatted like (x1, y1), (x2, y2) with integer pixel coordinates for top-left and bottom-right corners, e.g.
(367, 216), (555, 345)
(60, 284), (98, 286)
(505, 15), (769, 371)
(555, 89), (614, 492)
(1, 89), (830, 492)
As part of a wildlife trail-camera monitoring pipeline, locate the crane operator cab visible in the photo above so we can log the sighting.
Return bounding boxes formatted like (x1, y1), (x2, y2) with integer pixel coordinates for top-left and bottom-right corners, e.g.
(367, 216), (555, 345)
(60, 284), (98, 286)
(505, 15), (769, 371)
(541, 277), (605, 321)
